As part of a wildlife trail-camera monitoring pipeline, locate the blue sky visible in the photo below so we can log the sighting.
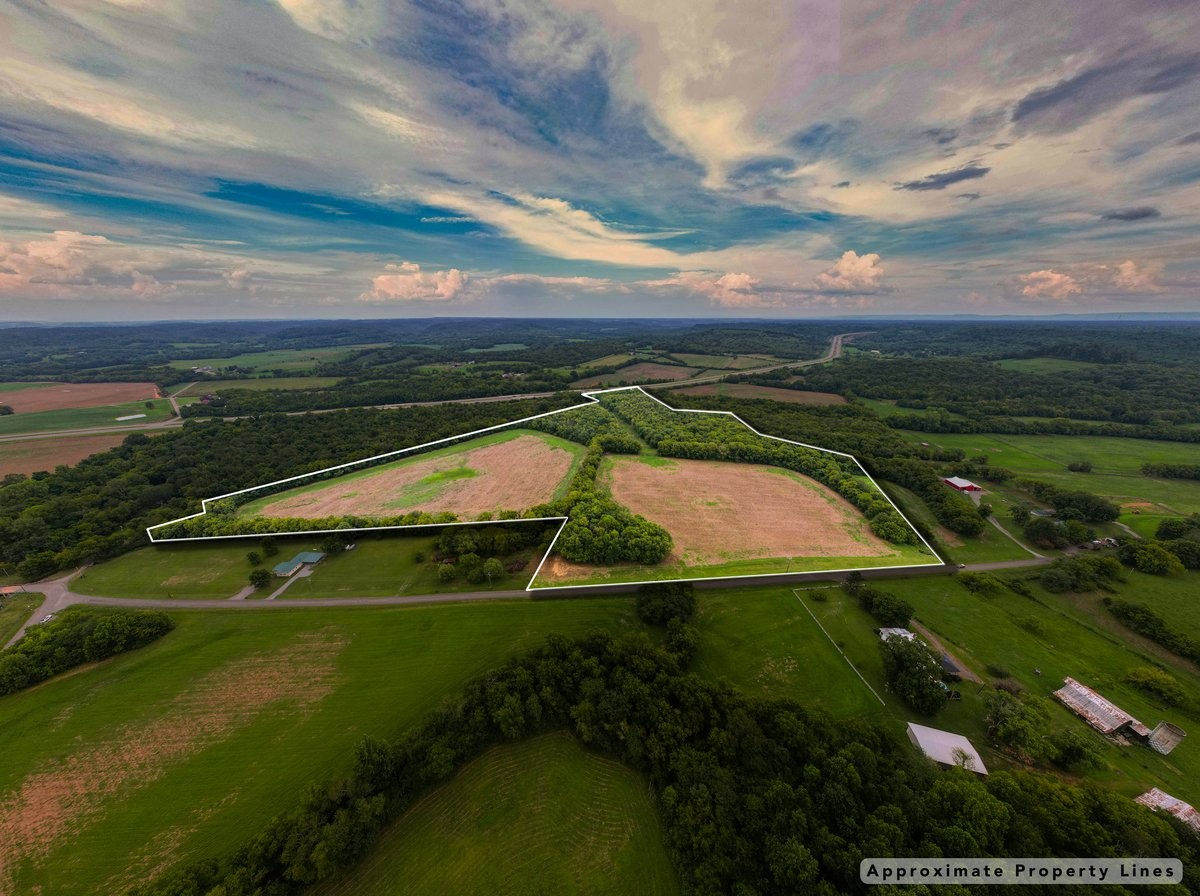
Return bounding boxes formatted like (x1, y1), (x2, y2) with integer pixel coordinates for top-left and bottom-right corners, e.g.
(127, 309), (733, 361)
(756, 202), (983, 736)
(0, 0), (1198, 319)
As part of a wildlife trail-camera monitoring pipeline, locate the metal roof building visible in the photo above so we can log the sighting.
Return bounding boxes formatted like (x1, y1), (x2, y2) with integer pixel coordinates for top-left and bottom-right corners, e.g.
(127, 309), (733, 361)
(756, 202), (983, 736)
(943, 476), (982, 491)
(272, 550), (326, 577)
(907, 723), (988, 775)
(1135, 789), (1200, 835)
(1054, 677), (1151, 736)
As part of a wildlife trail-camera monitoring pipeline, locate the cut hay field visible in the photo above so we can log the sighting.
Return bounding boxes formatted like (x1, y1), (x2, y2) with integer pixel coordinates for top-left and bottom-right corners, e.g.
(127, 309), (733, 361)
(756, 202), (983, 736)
(534, 457), (933, 587)
(0, 599), (642, 896)
(168, 344), (386, 373)
(0, 381), (158, 413)
(238, 429), (583, 521)
(572, 363), (699, 388)
(664, 353), (784, 370)
(0, 399), (174, 436)
(0, 432), (134, 476)
(313, 733), (678, 896)
(176, 377), (342, 395)
(672, 383), (846, 405)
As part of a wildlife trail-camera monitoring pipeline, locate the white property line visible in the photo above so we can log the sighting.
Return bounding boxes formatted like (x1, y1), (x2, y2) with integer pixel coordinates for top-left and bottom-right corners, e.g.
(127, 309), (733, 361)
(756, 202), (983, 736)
(793, 590), (887, 707)
(146, 386), (945, 591)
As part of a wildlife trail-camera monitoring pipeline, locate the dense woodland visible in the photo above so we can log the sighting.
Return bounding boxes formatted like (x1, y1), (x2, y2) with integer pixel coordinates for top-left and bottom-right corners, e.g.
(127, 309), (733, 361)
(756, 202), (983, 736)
(137, 608), (1199, 896)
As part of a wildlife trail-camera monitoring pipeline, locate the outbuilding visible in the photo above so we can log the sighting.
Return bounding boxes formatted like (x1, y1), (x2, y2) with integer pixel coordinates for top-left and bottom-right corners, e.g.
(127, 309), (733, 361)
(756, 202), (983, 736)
(272, 550), (326, 577)
(943, 476), (982, 492)
(907, 723), (988, 775)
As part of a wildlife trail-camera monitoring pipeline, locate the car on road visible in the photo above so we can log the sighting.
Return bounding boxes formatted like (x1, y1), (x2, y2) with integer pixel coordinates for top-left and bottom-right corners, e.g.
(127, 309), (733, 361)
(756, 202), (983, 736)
(41, 613), (56, 623)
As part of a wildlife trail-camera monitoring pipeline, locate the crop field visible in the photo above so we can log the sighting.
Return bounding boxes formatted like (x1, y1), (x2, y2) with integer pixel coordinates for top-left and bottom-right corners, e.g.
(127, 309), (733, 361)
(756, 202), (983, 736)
(240, 430), (583, 521)
(664, 353), (783, 370)
(900, 430), (1200, 516)
(0, 381), (158, 413)
(534, 457), (933, 586)
(0, 432), (132, 476)
(576, 352), (637, 370)
(314, 733), (678, 896)
(175, 377), (342, 395)
(167, 344), (386, 373)
(0, 399), (174, 436)
(0, 599), (642, 896)
(572, 363), (700, 388)
(672, 383), (846, 405)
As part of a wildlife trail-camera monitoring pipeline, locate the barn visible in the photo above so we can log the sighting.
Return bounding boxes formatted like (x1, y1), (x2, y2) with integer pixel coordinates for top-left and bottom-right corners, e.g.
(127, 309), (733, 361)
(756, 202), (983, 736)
(1135, 789), (1200, 835)
(943, 476), (982, 492)
(907, 723), (988, 775)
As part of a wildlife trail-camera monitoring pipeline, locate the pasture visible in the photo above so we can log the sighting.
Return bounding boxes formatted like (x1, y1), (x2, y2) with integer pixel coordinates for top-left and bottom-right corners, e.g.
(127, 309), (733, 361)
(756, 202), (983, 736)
(175, 377), (342, 395)
(0, 432), (132, 477)
(572, 363), (700, 388)
(167, 344), (386, 374)
(673, 383), (846, 405)
(241, 429), (583, 521)
(0, 399), (174, 436)
(313, 733), (677, 896)
(0, 382), (158, 413)
(0, 598), (642, 896)
(664, 353), (783, 370)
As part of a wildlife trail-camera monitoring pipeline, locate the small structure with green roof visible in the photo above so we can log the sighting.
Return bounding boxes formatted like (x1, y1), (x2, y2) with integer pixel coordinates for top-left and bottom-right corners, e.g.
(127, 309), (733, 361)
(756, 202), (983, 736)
(272, 550), (326, 577)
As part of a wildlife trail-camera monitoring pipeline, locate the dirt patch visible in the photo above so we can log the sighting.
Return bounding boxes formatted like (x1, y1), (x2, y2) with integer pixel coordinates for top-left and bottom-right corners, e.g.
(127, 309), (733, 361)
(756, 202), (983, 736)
(673, 384), (846, 405)
(0, 434), (133, 477)
(255, 434), (575, 520)
(604, 456), (893, 565)
(0, 630), (346, 894)
(572, 363), (700, 388)
(0, 382), (159, 414)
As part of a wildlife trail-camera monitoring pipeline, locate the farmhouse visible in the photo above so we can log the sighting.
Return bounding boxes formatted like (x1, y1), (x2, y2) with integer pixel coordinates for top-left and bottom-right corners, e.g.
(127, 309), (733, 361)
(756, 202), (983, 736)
(1135, 789), (1200, 835)
(906, 723), (988, 775)
(942, 476), (982, 492)
(272, 550), (326, 577)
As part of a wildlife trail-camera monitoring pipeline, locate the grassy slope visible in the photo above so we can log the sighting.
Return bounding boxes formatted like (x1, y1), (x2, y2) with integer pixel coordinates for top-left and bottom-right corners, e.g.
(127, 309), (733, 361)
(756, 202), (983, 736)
(167, 345), (386, 373)
(0, 592), (43, 644)
(0, 399), (173, 435)
(878, 481), (1033, 564)
(235, 428), (583, 518)
(0, 599), (640, 896)
(313, 733), (678, 896)
(176, 377), (342, 395)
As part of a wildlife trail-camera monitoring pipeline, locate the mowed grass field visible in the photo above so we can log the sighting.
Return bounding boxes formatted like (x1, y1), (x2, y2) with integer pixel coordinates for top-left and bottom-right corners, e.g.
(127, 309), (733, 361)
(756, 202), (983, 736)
(73, 531), (546, 600)
(0, 399), (174, 436)
(0, 593), (43, 645)
(239, 429), (584, 521)
(0, 432), (134, 476)
(176, 376), (342, 395)
(168, 344), (386, 373)
(663, 353), (785, 370)
(313, 733), (678, 896)
(0, 599), (644, 896)
(572, 363), (700, 388)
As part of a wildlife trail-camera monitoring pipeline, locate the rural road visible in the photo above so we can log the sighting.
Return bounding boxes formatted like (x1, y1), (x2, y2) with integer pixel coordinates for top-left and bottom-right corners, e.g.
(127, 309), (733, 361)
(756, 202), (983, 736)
(0, 332), (862, 444)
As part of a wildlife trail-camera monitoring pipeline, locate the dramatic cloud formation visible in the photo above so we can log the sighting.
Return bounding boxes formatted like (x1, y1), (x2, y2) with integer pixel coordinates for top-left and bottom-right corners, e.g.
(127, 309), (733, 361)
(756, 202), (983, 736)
(0, 1), (1197, 318)
(364, 263), (468, 302)
(813, 251), (885, 293)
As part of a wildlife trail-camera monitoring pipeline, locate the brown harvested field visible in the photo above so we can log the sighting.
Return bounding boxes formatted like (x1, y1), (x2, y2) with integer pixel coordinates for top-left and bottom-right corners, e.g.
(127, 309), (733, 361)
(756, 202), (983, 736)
(672, 383), (846, 405)
(0, 382), (159, 413)
(572, 362), (699, 388)
(252, 433), (578, 520)
(603, 456), (892, 565)
(0, 629), (345, 896)
(0, 433), (133, 476)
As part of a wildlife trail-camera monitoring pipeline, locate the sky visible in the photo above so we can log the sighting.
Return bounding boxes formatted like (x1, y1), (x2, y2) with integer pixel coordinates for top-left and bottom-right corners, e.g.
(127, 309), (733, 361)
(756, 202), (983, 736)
(0, 0), (1198, 320)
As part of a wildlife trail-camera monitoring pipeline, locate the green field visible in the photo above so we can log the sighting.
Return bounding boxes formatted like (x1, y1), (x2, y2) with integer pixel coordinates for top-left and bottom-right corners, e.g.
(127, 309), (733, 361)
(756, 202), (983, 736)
(176, 377), (342, 395)
(994, 357), (1103, 373)
(577, 352), (636, 370)
(0, 382), (59, 393)
(0, 592), (43, 644)
(74, 532), (545, 600)
(0, 599), (642, 896)
(878, 481), (1035, 564)
(464, 343), (528, 353)
(902, 430), (1200, 517)
(235, 428), (584, 520)
(314, 733), (678, 896)
(665, 353), (784, 370)
(0, 399), (174, 435)
(168, 345), (386, 373)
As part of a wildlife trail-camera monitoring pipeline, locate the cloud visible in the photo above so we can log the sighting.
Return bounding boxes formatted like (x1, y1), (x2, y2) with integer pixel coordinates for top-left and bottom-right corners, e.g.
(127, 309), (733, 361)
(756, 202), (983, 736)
(488, 273), (619, 292)
(363, 261), (468, 301)
(1110, 259), (1163, 292)
(813, 251), (885, 293)
(895, 164), (991, 192)
(419, 216), (476, 224)
(641, 271), (774, 307)
(1101, 206), (1161, 221)
(1017, 269), (1082, 300)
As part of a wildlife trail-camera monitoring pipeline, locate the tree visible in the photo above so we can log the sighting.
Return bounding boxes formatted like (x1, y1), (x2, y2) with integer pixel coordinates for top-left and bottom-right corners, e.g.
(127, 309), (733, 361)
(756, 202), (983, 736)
(437, 562), (455, 583)
(1067, 461), (1093, 473)
(246, 551), (262, 566)
(635, 583), (697, 625)
(482, 558), (504, 584)
(260, 537), (279, 558)
(249, 568), (273, 589)
(0, 405), (13, 416)
(880, 636), (948, 715)
(984, 688), (1050, 762)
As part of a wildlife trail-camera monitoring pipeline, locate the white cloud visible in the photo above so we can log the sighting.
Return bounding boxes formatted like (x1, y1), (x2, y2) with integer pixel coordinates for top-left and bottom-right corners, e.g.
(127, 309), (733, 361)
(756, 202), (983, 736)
(1018, 269), (1082, 300)
(813, 251), (885, 293)
(642, 270), (776, 307)
(1109, 260), (1163, 293)
(363, 261), (468, 301)
(488, 273), (620, 292)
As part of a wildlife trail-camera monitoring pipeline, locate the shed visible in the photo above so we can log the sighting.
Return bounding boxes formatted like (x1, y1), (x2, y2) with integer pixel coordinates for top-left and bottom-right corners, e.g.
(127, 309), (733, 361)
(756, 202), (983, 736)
(943, 476), (982, 492)
(1054, 677), (1147, 736)
(907, 723), (988, 775)
(1135, 789), (1200, 835)
(272, 550), (326, 577)
(878, 627), (916, 642)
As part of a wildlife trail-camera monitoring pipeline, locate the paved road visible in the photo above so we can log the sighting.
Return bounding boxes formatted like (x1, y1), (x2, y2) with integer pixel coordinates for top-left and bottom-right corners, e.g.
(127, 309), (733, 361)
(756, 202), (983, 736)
(647, 331), (867, 391)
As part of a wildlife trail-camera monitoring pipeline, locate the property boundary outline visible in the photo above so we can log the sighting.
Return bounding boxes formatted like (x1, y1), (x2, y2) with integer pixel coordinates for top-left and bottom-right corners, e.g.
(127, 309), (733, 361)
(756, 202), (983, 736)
(146, 385), (945, 590)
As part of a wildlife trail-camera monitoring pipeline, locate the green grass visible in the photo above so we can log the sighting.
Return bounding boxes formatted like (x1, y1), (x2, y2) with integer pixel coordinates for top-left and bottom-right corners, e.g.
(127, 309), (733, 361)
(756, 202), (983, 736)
(236, 428), (583, 519)
(901, 430), (1200, 517)
(313, 733), (678, 896)
(0, 382), (59, 393)
(176, 377), (342, 395)
(879, 481), (1033, 564)
(665, 353), (785, 370)
(0, 592), (43, 644)
(994, 358), (1103, 374)
(0, 598), (642, 896)
(577, 353), (636, 370)
(464, 343), (528, 353)
(0, 399), (174, 435)
(74, 542), (272, 599)
(168, 345), (387, 373)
